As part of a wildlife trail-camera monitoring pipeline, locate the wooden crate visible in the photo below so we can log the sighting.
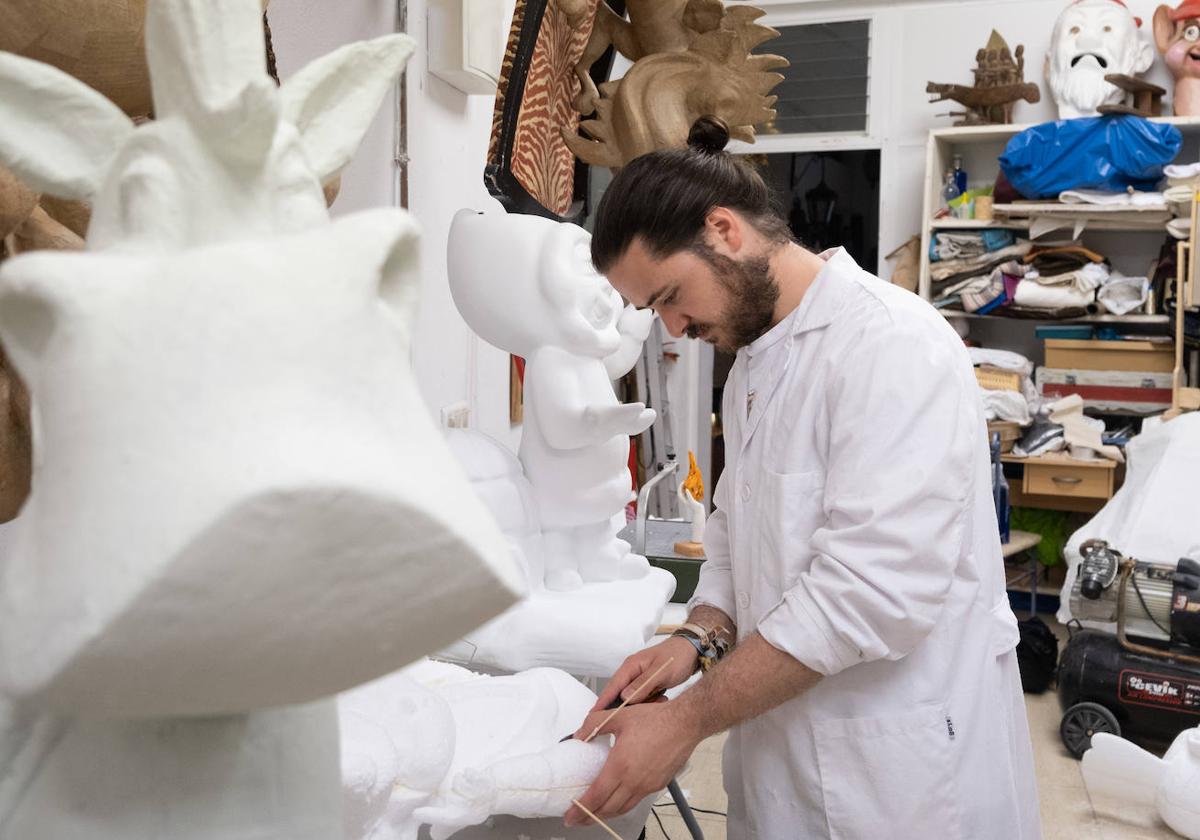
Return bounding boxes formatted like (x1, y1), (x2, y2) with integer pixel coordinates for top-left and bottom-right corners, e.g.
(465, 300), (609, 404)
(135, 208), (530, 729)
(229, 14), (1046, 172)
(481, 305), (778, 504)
(1044, 339), (1174, 373)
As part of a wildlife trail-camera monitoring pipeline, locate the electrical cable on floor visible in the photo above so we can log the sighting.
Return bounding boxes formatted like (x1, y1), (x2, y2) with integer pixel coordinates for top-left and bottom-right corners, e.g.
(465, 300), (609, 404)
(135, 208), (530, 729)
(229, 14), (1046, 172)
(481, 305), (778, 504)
(653, 803), (728, 817)
(651, 806), (672, 839)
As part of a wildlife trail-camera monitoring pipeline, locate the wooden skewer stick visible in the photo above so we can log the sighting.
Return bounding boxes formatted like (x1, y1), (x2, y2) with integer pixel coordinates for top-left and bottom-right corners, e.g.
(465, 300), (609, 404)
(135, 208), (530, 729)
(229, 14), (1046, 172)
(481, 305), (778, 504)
(571, 799), (625, 840)
(584, 657), (674, 743)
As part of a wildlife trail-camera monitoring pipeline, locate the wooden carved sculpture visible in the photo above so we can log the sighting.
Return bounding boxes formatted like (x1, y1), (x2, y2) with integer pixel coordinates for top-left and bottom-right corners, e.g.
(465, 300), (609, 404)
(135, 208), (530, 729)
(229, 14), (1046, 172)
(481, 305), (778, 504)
(927, 30), (1040, 126)
(563, 1), (786, 170)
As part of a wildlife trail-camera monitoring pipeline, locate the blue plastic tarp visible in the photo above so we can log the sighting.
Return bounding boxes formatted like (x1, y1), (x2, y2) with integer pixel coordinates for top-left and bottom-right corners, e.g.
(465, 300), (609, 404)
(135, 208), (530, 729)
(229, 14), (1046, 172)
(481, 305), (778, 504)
(999, 115), (1182, 199)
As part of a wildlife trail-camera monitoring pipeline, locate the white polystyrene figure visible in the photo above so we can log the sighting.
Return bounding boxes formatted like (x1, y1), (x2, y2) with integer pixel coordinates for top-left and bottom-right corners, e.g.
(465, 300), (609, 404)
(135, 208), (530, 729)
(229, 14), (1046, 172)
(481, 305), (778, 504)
(339, 660), (616, 840)
(440, 427), (676, 676)
(0, 1), (523, 836)
(1047, 0), (1155, 119)
(678, 480), (706, 544)
(1084, 728), (1200, 838)
(448, 209), (656, 591)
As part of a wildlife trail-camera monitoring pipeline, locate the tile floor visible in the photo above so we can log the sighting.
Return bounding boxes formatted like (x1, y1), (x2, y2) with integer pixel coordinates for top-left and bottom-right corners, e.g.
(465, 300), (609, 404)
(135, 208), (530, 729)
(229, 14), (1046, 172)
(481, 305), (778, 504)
(643, 622), (1181, 840)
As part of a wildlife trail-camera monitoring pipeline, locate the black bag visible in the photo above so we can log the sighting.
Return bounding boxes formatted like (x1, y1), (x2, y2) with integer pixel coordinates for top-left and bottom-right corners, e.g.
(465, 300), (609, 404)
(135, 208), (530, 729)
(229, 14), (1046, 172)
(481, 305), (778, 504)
(1016, 615), (1058, 694)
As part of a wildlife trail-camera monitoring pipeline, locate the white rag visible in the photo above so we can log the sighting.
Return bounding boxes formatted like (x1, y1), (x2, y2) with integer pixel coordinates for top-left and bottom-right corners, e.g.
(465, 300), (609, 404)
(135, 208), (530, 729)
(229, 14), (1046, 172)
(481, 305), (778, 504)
(1059, 189), (1166, 208)
(982, 389), (1033, 425)
(1098, 273), (1150, 316)
(1164, 161), (1200, 180)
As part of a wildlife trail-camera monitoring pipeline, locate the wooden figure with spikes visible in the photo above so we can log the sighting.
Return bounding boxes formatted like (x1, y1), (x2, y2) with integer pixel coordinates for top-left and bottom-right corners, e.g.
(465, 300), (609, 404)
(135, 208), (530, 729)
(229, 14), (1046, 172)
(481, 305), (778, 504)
(563, 1), (787, 169)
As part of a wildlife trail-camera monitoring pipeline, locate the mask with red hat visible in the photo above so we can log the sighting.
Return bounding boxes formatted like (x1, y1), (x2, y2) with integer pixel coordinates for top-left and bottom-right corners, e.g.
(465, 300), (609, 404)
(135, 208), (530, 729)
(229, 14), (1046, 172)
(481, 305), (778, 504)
(1049, 0), (1156, 119)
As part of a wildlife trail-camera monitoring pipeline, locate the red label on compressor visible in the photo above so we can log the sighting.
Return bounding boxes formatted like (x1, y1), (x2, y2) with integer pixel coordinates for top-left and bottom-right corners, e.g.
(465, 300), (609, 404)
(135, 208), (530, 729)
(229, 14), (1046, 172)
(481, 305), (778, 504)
(1118, 669), (1200, 715)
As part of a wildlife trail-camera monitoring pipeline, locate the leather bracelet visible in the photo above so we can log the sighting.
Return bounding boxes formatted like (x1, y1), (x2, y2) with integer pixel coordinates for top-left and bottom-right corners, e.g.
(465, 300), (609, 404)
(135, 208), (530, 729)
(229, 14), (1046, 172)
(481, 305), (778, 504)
(671, 624), (729, 672)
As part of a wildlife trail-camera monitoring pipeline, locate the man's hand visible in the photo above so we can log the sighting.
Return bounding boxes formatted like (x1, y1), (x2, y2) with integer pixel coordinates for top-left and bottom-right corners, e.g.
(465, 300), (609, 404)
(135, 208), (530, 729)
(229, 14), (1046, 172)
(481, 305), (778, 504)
(590, 636), (699, 713)
(563, 701), (702, 827)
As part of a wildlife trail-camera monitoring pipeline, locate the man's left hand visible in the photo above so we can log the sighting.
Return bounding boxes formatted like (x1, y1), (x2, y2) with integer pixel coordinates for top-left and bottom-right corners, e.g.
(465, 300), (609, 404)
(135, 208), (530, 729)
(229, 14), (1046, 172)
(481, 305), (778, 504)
(563, 700), (702, 828)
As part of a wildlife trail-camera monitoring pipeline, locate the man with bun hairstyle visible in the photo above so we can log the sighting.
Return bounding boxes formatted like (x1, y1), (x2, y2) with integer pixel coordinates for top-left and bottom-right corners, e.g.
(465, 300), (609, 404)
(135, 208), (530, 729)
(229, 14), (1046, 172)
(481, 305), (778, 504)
(563, 117), (1041, 839)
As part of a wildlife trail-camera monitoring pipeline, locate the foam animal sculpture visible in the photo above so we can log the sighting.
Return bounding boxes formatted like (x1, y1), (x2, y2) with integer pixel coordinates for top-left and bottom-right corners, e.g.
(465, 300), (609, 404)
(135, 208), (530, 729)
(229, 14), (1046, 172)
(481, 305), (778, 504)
(0, 0), (270, 259)
(564, 2), (786, 169)
(1083, 728), (1200, 838)
(0, 0), (522, 836)
(1154, 1), (1200, 115)
(1046, 0), (1155, 119)
(449, 209), (656, 592)
(0, 0), (294, 528)
(340, 660), (617, 840)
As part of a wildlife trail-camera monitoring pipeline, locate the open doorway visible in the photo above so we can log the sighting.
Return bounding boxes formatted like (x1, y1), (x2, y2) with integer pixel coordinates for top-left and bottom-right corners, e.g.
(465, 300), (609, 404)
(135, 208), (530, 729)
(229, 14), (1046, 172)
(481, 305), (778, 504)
(709, 149), (882, 489)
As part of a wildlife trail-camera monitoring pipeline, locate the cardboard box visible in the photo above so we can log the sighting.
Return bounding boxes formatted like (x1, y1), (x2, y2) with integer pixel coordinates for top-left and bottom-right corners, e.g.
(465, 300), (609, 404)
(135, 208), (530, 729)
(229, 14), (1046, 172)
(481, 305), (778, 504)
(1037, 367), (1173, 413)
(1044, 339), (1174, 373)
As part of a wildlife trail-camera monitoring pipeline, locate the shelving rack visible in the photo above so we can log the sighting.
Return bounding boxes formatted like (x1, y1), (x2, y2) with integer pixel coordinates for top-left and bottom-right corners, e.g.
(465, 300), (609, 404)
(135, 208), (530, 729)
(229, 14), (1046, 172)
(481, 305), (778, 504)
(917, 116), (1200, 324)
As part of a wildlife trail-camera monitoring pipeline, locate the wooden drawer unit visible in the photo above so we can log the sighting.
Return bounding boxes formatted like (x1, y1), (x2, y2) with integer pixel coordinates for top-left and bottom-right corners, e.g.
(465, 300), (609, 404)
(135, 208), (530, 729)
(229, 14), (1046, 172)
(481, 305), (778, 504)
(1020, 456), (1115, 500)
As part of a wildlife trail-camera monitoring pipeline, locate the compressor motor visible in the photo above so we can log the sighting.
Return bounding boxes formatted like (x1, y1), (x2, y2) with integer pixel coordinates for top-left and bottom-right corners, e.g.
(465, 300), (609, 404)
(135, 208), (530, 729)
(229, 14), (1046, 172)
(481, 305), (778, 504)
(1071, 539), (1200, 650)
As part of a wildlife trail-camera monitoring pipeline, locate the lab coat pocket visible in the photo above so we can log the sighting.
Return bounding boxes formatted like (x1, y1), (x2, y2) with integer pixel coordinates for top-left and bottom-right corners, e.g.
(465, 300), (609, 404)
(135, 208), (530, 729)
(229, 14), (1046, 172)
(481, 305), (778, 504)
(758, 469), (825, 589)
(813, 703), (964, 840)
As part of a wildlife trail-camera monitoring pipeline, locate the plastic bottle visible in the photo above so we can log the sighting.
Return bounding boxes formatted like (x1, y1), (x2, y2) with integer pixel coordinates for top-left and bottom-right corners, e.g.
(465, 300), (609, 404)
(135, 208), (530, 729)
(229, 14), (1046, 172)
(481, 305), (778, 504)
(953, 155), (969, 195)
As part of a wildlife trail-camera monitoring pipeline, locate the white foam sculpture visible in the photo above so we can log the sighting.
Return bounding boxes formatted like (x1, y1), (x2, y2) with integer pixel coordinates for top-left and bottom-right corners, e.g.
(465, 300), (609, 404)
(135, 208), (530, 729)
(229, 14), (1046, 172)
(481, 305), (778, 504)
(0, 1), (524, 836)
(451, 208), (656, 591)
(679, 481), (705, 545)
(340, 659), (620, 840)
(442, 209), (676, 676)
(1083, 728), (1200, 839)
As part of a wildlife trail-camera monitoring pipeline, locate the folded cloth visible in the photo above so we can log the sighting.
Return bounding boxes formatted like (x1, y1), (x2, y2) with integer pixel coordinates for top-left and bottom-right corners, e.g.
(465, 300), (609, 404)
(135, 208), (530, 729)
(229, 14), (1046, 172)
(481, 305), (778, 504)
(1003, 271), (1023, 302)
(1098, 273), (1150, 315)
(1059, 189), (1166, 208)
(969, 347), (1034, 377)
(929, 229), (1017, 262)
(1164, 161), (1200, 180)
(1013, 279), (1096, 309)
(982, 388), (1033, 425)
(1169, 217), (1193, 239)
(961, 269), (1006, 313)
(1024, 244), (1107, 275)
(931, 240), (1032, 284)
(1164, 184), (1195, 211)
(1027, 262), (1109, 291)
(931, 232), (986, 262)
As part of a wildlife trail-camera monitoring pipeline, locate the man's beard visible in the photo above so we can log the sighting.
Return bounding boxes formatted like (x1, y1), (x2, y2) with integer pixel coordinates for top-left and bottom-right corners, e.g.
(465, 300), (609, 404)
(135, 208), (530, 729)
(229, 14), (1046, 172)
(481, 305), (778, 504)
(1050, 59), (1121, 114)
(689, 243), (781, 353)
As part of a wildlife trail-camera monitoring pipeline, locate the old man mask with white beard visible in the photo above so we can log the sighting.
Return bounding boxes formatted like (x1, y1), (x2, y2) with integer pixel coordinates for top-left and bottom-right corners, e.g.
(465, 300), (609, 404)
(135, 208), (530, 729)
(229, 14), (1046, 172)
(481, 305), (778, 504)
(1047, 0), (1155, 118)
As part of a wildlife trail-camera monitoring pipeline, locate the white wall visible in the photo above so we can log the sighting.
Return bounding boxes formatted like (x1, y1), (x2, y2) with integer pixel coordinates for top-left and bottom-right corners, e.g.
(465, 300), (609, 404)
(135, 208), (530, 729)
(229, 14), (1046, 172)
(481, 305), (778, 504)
(270, 0), (1176, 461)
(269, 0), (518, 450)
(747, 0), (1176, 274)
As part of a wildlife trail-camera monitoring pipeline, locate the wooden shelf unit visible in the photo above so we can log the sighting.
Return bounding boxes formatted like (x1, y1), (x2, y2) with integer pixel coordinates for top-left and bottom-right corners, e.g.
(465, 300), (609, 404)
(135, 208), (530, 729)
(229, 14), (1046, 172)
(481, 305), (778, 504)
(918, 116), (1200, 300)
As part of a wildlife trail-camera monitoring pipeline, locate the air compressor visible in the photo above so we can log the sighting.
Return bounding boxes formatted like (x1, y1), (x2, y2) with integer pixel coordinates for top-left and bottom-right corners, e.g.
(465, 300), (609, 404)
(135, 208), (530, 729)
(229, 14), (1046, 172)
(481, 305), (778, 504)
(1057, 539), (1200, 758)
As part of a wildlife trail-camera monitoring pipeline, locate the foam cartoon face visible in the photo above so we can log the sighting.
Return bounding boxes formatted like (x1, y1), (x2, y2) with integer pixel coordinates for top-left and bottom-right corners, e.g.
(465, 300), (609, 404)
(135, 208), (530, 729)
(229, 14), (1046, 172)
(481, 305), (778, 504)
(544, 221), (623, 359)
(1048, 0), (1154, 118)
(1155, 4), (1200, 80)
(447, 210), (622, 360)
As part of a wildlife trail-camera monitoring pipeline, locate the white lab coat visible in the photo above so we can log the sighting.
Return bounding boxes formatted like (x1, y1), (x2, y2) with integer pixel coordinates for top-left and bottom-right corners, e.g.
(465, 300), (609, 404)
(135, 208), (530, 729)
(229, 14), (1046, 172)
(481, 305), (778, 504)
(690, 249), (1041, 840)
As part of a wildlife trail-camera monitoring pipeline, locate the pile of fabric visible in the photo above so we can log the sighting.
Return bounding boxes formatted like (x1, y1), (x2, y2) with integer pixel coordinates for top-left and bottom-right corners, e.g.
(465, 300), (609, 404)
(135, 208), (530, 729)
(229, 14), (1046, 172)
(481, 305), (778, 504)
(969, 347), (1038, 427)
(935, 240), (1150, 317)
(1012, 394), (1124, 463)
